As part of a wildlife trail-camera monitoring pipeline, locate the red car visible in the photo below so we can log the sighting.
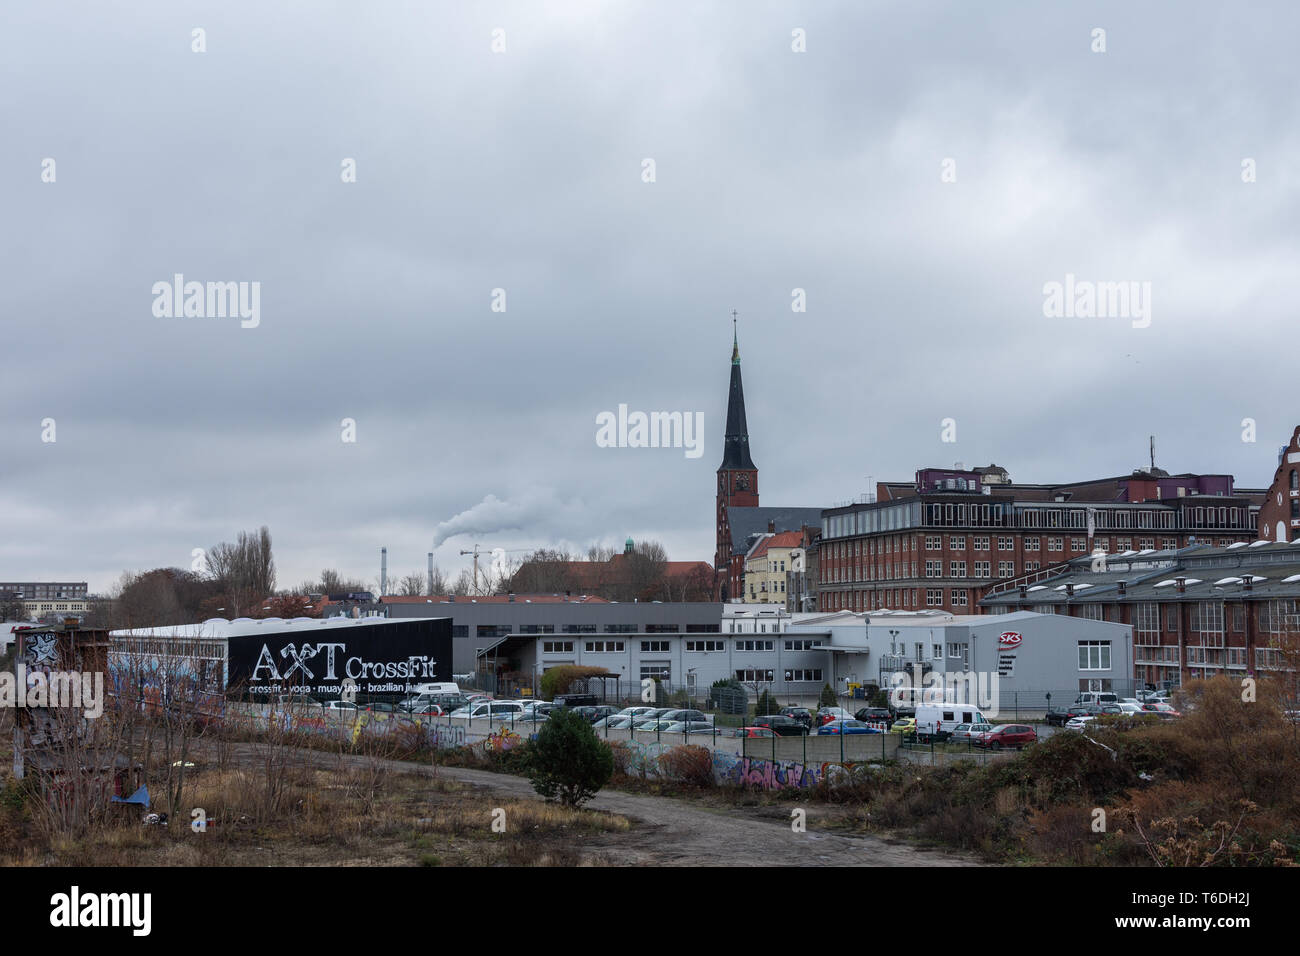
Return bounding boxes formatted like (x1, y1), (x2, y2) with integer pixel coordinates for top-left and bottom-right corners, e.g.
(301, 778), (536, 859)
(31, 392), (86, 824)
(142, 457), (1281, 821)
(732, 726), (777, 738)
(972, 724), (1036, 750)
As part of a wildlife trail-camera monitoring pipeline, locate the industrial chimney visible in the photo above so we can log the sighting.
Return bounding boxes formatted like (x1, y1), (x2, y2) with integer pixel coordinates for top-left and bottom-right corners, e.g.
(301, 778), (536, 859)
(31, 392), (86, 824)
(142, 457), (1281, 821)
(427, 552), (434, 595)
(381, 547), (388, 597)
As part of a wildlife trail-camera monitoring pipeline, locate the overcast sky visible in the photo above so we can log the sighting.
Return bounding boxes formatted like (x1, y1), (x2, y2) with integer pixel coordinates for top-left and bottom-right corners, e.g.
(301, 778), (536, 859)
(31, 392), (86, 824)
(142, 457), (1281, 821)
(3, 1), (1299, 594)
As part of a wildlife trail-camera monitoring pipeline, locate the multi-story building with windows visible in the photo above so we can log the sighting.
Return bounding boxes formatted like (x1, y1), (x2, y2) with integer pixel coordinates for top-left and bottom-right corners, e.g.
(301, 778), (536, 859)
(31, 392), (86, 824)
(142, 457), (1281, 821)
(981, 540), (1300, 689)
(817, 465), (1263, 615)
(743, 530), (802, 604)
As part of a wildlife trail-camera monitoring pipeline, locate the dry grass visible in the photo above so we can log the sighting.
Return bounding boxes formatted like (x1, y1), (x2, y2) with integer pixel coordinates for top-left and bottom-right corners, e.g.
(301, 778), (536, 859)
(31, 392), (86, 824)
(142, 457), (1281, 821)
(0, 758), (629, 867)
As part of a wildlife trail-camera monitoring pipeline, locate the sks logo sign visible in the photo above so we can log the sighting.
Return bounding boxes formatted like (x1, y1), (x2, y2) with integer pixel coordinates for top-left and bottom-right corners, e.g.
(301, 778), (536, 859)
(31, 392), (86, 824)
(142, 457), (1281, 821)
(998, 631), (1023, 648)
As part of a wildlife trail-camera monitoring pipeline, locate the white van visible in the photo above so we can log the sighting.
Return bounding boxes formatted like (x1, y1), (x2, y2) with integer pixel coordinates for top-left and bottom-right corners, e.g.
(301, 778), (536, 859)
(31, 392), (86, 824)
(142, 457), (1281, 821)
(408, 682), (460, 697)
(1075, 691), (1118, 706)
(915, 702), (991, 738)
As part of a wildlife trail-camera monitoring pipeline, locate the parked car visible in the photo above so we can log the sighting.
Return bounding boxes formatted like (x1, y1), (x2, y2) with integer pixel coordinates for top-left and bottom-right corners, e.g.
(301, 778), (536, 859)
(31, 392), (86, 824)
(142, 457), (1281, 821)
(657, 709), (711, 724)
(1075, 691), (1119, 706)
(552, 693), (600, 708)
(973, 724), (1036, 750)
(450, 701), (525, 721)
(631, 718), (676, 732)
(732, 726), (778, 738)
(891, 717), (917, 735)
(949, 722), (993, 743)
(1115, 702), (1145, 715)
(1142, 702), (1181, 717)
(1047, 702), (1102, 725)
(854, 707), (894, 727)
(750, 714), (809, 737)
(780, 707), (814, 728)
(616, 706), (659, 720)
(323, 700), (358, 712)
(818, 719), (883, 736)
(815, 707), (854, 726)
(571, 705), (619, 724)
(660, 721), (716, 735)
(1064, 715), (1096, 732)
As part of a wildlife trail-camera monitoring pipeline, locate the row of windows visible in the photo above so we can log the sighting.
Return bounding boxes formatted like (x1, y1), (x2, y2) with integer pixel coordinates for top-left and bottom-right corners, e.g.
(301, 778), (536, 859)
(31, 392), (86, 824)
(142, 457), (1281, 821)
(542, 638), (822, 654)
(494, 623), (721, 636)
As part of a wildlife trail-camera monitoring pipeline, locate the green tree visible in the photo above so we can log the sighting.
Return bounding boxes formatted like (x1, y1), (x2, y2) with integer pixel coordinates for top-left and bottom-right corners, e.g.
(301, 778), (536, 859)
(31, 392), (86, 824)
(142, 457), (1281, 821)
(526, 708), (614, 806)
(818, 682), (838, 708)
(755, 689), (779, 716)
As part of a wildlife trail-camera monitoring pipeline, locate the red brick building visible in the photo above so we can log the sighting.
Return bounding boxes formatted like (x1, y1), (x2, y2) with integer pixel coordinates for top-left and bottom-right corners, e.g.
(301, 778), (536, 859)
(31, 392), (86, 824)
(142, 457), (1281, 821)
(1258, 425), (1300, 544)
(982, 541), (1300, 691)
(817, 465), (1264, 615)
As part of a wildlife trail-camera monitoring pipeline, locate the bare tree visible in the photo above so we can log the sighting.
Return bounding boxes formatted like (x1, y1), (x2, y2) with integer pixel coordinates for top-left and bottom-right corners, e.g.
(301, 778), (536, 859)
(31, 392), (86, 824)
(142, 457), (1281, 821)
(397, 572), (426, 597)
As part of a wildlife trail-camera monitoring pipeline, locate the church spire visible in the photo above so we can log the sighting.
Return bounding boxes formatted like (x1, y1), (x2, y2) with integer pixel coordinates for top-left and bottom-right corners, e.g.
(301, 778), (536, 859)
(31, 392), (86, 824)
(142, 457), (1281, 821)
(720, 311), (756, 471)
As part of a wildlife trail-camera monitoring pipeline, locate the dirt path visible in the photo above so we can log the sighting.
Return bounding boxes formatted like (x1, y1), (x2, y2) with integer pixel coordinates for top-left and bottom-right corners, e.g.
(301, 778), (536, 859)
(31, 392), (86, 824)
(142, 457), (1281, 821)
(424, 761), (982, 866)
(230, 741), (981, 866)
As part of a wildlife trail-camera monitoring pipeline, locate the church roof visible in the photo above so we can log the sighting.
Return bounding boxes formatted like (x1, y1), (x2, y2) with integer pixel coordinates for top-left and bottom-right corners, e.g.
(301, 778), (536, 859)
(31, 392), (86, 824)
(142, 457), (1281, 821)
(719, 324), (756, 471)
(727, 507), (822, 556)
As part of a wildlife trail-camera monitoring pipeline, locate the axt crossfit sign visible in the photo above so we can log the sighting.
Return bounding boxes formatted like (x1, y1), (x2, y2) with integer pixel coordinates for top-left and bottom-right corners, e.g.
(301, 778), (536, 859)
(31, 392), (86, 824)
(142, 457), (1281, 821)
(227, 620), (451, 699)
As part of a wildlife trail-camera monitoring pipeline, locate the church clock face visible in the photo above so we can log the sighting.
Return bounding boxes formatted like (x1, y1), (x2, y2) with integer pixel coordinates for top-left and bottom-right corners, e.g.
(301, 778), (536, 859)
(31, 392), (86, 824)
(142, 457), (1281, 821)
(736, 474), (749, 491)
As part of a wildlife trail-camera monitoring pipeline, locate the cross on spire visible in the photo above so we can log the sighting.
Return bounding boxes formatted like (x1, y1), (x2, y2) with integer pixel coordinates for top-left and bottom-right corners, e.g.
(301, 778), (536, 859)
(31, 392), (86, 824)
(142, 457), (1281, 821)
(731, 309), (739, 364)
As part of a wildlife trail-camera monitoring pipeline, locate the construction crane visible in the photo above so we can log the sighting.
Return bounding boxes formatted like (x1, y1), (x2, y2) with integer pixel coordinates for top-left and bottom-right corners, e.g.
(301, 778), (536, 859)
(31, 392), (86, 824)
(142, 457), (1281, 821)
(457, 544), (532, 595)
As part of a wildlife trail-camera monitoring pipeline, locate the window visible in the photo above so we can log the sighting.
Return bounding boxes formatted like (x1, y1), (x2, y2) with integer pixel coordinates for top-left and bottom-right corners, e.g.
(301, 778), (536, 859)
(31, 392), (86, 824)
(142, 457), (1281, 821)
(1025, 561), (1040, 572)
(1117, 537), (1132, 551)
(562, 624), (596, 634)
(925, 535), (941, 550)
(519, 624), (555, 634)
(644, 624), (679, 633)
(925, 560), (942, 578)
(641, 662), (670, 680)
(477, 625), (511, 638)
(973, 536), (990, 551)
(1024, 536), (1040, 551)
(974, 560), (990, 577)
(735, 639), (774, 651)
(735, 668), (775, 682)
(950, 561), (967, 578)
(786, 669), (823, 682)
(1135, 603), (1159, 638)
(1078, 604), (1103, 620)
(1048, 537), (1064, 552)
(997, 536), (1014, 551)
(686, 640), (725, 652)
(932, 644), (942, 660)
(952, 589), (969, 608)
(949, 535), (966, 550)
(541, 640), (574, 653)
(583, 641), (624, 653)
(784, 639), (815, 651)
(604, 624), (637, 633)
(1071, 538), (1086, 552)
(1139, 537), (1154, 550)
(998, 561), (1015, 578)
(640, 640), (670, 652)
(685, 623), (721, 633)
(1078, 641), (1112, 670)
(926, 588), (943, 607)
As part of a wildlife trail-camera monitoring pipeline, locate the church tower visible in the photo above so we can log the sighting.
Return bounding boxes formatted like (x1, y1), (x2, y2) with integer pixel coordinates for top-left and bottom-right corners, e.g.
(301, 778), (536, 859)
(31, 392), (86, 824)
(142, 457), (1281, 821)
(715, 315), (758, 599)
